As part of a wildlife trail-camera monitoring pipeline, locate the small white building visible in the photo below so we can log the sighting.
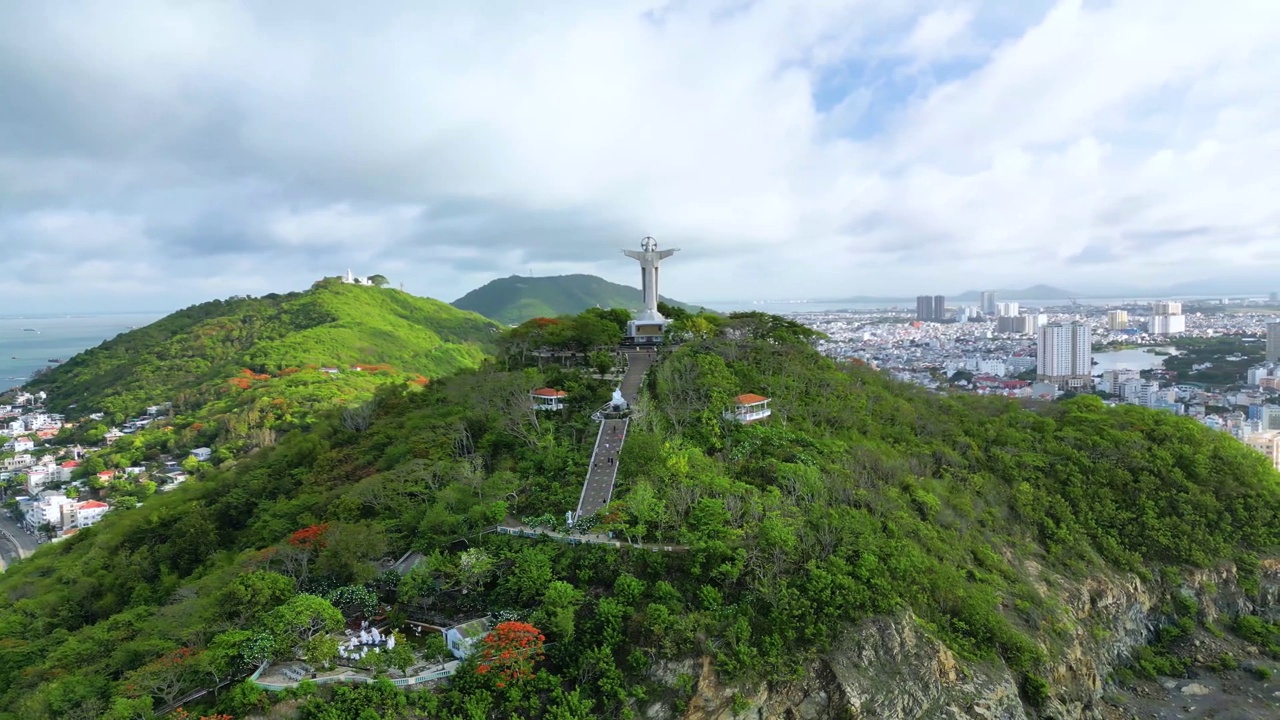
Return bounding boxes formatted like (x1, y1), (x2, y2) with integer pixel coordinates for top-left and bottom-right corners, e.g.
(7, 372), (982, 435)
(530, 388), (568, 411)
(11, 437), (34, 452)
(189, 447), (213, 462)
(444, 618), (492, 659)
(725, 394), (771, 424)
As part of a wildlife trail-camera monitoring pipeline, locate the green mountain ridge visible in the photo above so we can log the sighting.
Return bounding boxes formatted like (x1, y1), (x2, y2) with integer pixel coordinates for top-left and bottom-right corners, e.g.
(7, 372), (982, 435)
(453, 273), (703, 324)
(25, 279), (500, 432)
(1, 311), (1276, 718)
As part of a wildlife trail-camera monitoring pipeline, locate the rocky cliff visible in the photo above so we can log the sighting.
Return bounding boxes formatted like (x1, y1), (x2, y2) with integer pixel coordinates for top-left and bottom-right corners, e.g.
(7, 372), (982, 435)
(644, 559), (1279, 720)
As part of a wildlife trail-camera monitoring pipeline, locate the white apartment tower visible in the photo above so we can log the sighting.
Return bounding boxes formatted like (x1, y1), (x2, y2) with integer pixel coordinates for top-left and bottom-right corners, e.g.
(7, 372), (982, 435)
(1107, 309), (1129, 331)
(1037, 321), (1093, 390)
(1149, 301), (1185, 336)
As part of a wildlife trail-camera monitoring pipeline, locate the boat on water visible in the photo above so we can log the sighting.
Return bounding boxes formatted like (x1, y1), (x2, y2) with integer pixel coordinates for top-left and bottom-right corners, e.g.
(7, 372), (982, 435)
(47, 359), (63, 364)
(22, 328), (37, 332)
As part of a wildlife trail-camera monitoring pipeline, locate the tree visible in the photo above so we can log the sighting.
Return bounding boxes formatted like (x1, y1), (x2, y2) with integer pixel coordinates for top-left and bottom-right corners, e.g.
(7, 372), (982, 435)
(475, 622), (546, 688)
(262, 595), (343, 659)
(531, 581), (584, 640)
(303, 634), (340, 669)
(314, 523), (387, 585)
(324, 585), (379, 619)
(123, 647), (201, 707)
(384, 634), (416, 677)
(419, 633), (449, 667)
(219, 570), (295, 625)
(367, 274), (389, 287)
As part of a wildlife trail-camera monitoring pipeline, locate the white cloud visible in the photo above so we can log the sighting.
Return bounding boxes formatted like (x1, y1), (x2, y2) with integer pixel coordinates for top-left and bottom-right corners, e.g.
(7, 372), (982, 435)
(1, 0), (1279, 311)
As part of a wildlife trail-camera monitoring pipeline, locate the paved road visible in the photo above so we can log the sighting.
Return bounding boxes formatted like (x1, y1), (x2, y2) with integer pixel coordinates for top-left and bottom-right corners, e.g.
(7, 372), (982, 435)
(0, 514), (38, 566)
(574, 349), (655, 519)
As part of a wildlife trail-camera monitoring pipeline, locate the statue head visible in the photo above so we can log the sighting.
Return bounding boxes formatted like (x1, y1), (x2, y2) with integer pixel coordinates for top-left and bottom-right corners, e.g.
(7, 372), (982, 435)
(641, 236), (657, 252)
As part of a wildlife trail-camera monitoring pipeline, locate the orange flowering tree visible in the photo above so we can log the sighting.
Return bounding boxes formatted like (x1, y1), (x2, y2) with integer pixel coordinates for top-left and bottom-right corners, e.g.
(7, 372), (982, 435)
(475, 621), (545, 688)
(288, 523), (330, 551)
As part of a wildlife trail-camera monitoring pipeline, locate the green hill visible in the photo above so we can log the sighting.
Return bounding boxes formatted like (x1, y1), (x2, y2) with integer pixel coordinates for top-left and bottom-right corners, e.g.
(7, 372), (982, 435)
(453, 273), (704, 324)
(1, 311), (1276, 718)
(26, 279), (500, 431)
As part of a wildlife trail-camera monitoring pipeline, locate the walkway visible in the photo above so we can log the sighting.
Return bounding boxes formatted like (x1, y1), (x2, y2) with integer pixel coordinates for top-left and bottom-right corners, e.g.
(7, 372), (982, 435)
(574, 349), (655, 520)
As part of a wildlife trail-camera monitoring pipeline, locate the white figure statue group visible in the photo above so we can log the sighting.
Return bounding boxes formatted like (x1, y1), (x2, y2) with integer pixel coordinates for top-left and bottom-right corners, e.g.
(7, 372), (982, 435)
(336, 620), (394, 662)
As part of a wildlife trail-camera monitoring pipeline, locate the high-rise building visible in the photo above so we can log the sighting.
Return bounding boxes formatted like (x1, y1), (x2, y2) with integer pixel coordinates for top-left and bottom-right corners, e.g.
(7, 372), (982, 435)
(1270, 291), (1279, 304)
(1107, 309), (1129, 330)
(1268, 322), (1280, 363)
(916, 295), (932, 321)
(933, 295), (946, 321)
(980, 291), (997, 316)
(1037, 321), (1092, 390)
(1149, 301), (1185, 336)
(996, 314), (1037, 335)
(996, 301), (1019, 317)
(1149, 314), (1186, 335)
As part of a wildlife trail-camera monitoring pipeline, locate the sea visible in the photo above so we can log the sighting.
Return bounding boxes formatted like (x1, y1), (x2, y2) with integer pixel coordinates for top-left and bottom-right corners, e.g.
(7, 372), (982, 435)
(0, 313), (163, 392)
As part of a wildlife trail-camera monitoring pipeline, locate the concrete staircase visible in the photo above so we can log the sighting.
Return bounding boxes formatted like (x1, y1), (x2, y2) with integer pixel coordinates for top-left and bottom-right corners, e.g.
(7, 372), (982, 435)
(574, 349), (655, 519)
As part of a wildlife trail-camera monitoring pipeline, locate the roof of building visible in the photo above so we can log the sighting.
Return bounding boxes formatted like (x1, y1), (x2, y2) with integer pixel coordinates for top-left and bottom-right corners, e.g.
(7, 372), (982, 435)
(449, 618), (492, 639)
(734, 393), (769, 405)
(59, 460), (79, 468)
(78, 500), (109, 509)
(531, 388), (568, 398)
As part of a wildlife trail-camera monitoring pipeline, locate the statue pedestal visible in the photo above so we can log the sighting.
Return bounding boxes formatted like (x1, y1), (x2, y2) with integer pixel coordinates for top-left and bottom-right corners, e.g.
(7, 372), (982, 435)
(626, 318), (668, 345)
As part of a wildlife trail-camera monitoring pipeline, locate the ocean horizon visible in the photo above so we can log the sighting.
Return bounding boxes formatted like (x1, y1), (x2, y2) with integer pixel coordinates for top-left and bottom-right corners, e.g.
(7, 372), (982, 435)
(0, 312), (163, 392)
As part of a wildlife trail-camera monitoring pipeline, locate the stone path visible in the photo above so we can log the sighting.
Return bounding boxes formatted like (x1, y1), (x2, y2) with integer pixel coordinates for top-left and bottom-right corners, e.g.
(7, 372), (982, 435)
(574, 349), (655, 519)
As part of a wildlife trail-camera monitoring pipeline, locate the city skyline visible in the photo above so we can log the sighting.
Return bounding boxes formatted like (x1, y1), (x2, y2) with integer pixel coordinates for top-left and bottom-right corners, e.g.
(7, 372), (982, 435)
(3, 1), (1280, 314)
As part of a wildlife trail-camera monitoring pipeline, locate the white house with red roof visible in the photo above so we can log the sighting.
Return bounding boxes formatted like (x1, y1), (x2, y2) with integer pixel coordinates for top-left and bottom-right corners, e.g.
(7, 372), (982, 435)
(530, 387), (568, 411)
(65, 500), (109, 528)
(725, 394), (772, 424)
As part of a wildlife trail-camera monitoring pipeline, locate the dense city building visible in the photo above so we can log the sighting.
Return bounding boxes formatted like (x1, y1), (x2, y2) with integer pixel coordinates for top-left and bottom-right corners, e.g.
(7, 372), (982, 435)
(1268, 321), (1280, 363)
(980, 291), (997, 316)
(1106, 309), (1129, 330)
(996, 301), (1019, 317)
(1036, 321), (1092, 390)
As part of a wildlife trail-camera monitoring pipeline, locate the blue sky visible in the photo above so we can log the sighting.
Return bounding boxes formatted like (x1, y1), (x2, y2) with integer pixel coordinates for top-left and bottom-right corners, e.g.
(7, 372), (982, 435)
(1, 0), (1279, 313)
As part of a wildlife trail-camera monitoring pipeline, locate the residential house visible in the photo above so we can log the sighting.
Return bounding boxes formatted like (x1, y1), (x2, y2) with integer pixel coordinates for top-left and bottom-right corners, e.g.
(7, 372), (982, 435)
(11, 437), (34, 453)
(189, 447), (213, 462)
(62, 499), (109, 528)
(1, 454), (34, 472)
(103, 429), (125, 445)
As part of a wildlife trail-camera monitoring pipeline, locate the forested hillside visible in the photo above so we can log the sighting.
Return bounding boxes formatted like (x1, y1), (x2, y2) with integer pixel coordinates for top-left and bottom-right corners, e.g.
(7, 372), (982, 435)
(25, 280), (499, 428)
(453, 273), (703, 325)
(0, 313), (1276, 719)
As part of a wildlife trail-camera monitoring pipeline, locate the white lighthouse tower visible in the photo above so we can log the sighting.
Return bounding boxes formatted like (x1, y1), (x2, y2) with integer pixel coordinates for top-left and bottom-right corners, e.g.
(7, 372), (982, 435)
(622, 236), (679, 344)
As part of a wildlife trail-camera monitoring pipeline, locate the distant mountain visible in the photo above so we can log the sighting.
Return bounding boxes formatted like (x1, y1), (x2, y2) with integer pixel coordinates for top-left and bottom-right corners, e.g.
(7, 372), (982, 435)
(954, 285), (1077, 301)
(28, 279), (500, 423)
(1141, 277), (1280, 297)
(453, 273), (703, 325)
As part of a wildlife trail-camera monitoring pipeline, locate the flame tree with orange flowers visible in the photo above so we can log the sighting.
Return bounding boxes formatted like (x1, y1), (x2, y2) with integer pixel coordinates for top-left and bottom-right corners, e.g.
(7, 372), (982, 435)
(475, 621), (546, 689)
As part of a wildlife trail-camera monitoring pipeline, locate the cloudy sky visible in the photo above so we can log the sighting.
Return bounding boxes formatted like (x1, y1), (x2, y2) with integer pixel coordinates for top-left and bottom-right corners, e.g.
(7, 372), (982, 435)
(3, 0), (1279, 313)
